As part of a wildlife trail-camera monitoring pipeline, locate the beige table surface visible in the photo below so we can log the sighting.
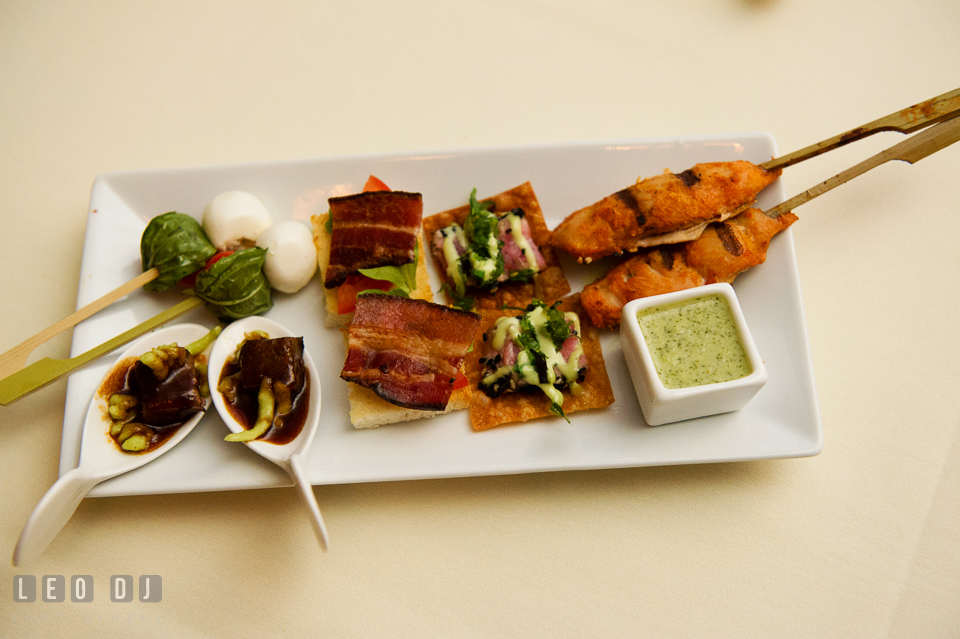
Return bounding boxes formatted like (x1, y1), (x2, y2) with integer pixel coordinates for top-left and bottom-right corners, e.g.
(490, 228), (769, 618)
(3, 1), (959, 637)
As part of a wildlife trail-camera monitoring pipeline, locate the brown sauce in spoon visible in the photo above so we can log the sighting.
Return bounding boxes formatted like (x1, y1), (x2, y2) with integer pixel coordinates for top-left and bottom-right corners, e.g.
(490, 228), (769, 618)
(217, 337), (310, 446)
(98, 355), (205, 454)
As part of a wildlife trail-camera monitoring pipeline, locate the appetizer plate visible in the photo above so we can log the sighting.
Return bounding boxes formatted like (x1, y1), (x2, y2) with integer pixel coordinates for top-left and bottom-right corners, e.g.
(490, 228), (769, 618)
(62, 133), (822, 496)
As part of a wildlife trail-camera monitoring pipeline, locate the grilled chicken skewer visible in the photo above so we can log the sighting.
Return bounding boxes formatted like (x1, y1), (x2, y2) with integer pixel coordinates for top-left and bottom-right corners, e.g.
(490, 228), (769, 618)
(553, 87), (960, 264)
(551, 161), (780, 264)
(581, 209), (794, 328)
(581, 114), (960, 329)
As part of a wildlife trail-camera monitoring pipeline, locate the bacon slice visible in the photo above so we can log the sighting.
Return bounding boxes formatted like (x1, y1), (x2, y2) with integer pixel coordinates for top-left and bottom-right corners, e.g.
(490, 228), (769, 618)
(340, 295), (481, 411)
(551, 161), (781, 263)
(581, 208), (798, 328)
(324, 190), (423, 288)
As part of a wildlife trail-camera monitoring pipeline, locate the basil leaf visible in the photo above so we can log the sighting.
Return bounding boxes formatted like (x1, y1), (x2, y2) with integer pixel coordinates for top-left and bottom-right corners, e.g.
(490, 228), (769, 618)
(192, 247), (273, 320)
(140, 212), (216, 291)
(357, 243), (419, 295)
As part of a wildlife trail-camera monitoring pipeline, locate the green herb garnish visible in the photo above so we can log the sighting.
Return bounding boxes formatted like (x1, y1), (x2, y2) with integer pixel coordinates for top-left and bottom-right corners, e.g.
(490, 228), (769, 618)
(356, 243), (419, 298)
(549, 401), (568, 421)
(542, 300), (571, 343)
(508, 268), (536, 283)
(463, 189), (504, 286)
(440, 282), (475, 312)
(481, 299), (576, 423)
(465, 189), (496, 245)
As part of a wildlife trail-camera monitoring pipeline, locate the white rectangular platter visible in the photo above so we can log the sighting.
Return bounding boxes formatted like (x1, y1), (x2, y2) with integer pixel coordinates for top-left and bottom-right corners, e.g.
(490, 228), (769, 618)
(60, 133), (822, 497)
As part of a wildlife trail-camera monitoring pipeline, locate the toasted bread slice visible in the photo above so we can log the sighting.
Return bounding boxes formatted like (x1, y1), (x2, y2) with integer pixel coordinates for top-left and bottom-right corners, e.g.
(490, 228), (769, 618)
(347, 384), (472, 429)
(311, 211), (433, 328)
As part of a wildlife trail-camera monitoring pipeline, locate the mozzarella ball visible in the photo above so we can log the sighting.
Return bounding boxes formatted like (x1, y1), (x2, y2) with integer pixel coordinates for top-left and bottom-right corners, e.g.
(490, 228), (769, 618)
(256, 222), (318, 293)
(202, 191), (272, 251)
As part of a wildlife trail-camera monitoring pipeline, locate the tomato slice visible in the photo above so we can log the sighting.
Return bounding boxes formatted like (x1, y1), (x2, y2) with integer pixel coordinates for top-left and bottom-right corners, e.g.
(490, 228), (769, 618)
(363, 175), (391, 192)
(451, 368), (469, 390)
(205, 251), (235, 268)
(179, 251), (235, 288)
(337, 274), (394, 314)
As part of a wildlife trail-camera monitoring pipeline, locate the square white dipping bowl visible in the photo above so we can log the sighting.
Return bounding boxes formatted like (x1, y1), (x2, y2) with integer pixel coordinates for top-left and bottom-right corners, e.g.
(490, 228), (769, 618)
(620, 283), (767, 426)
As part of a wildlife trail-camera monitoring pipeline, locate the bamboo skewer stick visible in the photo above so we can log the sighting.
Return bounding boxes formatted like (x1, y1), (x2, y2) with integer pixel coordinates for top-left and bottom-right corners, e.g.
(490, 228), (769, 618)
(760, 87), (960, 173)
(0, 268), (159, 381)
(764, 114), (960, 219)
(0, 296), (203, 406)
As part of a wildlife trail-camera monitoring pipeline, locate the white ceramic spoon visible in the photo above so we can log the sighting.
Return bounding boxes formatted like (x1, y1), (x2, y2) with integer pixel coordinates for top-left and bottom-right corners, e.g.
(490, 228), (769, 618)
(207, 316), (328, 552)
(13, 323), (214, 567)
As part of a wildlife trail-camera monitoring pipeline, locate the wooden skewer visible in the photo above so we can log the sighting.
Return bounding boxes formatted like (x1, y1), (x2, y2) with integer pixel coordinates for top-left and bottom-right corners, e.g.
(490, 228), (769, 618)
(0, 296), (202, 406)
(764, 113), (960, 219)
(0, 267), (159, 381)
(761, 87), (960, 173)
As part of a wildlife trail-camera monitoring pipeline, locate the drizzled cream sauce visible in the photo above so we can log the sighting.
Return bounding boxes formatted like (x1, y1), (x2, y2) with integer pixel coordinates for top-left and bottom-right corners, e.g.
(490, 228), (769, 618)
(484, 305), (583, 406)
(506, 213), (539, 271)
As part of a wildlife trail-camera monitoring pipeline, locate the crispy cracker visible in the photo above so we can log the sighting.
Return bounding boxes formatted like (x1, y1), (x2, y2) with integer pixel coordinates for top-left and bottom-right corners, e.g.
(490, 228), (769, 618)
(464, 294), (615, 431)
(311, 211), (433, 328)
(422, 182), (570, 310)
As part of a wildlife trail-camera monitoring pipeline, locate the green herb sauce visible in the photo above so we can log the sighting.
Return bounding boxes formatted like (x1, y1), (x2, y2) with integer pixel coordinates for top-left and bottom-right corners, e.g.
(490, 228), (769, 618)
(637, 293), (752, 389)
